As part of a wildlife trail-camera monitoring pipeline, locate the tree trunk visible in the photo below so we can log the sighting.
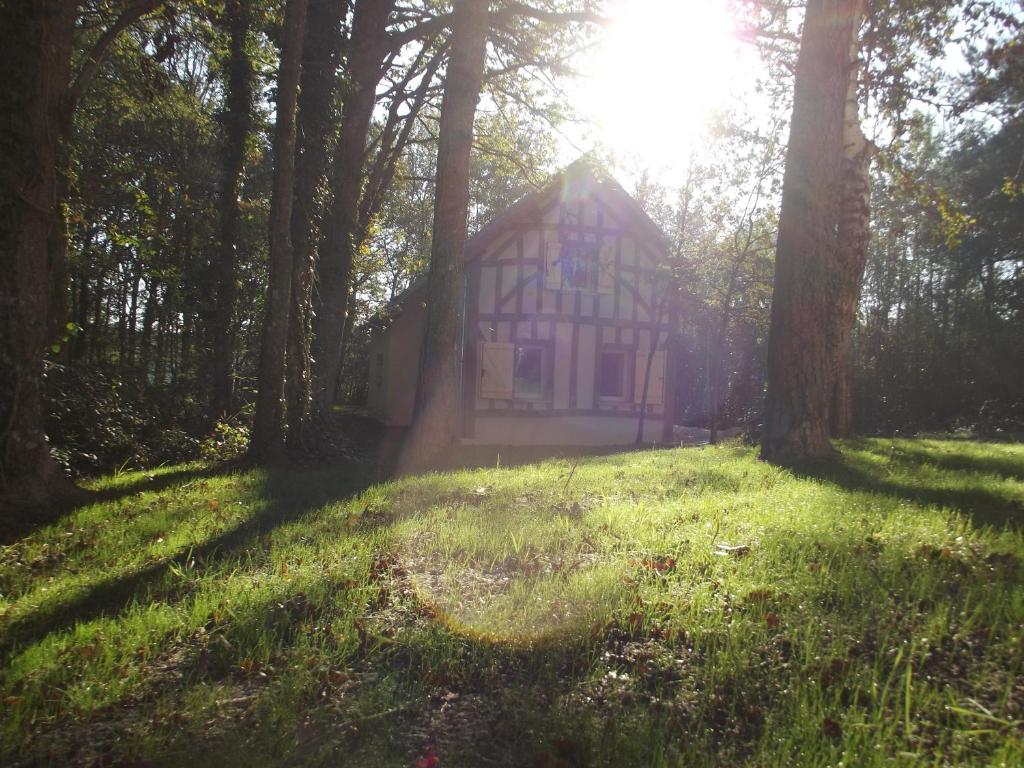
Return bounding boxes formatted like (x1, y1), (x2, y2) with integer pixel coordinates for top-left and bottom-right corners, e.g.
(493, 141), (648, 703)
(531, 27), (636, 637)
(211, 0), (255, 420)
(829, 62), (875, 439)
(286, 0), (345, 446)
(250, 0), (308, 460)
(309, 0), (395, 417)
(760, 0), (863, 462)
(0, 0), (78, 508)
(636, 294), (670, 445)
(403, 0), (489, 467)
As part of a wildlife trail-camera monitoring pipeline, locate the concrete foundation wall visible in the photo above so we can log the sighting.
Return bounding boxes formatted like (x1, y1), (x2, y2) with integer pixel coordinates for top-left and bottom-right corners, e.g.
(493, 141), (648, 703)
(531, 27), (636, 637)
(469, 414), (668, 446)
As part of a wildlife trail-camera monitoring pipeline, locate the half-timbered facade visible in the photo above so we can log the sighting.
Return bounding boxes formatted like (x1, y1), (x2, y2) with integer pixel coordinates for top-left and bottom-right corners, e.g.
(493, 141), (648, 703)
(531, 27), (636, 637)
(366, 162), (677, 446)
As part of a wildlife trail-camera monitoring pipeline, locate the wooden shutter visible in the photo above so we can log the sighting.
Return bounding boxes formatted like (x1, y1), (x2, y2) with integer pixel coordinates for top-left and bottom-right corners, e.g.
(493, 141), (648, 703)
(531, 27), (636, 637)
(544, 239), (561, 290)
(634, 349), (666, 406)
(597, 242), (615, 294)
(480, 342), (514, 399)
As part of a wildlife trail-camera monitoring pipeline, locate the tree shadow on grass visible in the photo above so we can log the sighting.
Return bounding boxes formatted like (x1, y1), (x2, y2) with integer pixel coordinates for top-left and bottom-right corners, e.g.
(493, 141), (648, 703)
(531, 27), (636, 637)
(789, 441), (1024, 530)
(877, 439), (1024, 483)
(0, 460), (378, 660)
(0, 462), (246, 546)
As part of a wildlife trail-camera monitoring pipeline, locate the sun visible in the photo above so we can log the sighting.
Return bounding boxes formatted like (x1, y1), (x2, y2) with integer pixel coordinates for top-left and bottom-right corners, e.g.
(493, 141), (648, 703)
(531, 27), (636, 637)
(571, 0), (755, 178)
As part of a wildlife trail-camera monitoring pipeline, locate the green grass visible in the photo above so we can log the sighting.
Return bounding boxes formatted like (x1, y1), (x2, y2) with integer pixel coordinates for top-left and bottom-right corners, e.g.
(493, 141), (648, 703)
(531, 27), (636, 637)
(1, 438), (1022, 766)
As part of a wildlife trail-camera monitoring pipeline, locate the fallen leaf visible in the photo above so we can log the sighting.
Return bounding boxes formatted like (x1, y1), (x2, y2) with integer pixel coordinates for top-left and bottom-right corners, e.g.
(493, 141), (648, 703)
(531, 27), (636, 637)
(715, 543), (750, 557)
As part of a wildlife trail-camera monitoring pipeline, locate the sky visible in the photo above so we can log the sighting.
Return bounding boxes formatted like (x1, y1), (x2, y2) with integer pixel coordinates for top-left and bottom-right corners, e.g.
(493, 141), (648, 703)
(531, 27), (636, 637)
(555, 0), (766, 186)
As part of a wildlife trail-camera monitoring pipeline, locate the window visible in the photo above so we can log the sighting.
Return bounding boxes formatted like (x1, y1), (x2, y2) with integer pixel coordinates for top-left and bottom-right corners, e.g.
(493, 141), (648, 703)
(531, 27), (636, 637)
(558, 241), (600, 291)
(513, 345), (546, 399)
(479, 342), (549, 401)
(544, 239), (616, 293)
(598, 349), (629, 400)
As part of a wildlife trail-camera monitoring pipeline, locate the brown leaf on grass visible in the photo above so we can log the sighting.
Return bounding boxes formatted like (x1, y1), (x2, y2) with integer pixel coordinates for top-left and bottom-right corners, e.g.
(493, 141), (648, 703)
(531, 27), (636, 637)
(714, 543), (750, 557)
(822, 717), (842, 739)
(638, 556), (676, 573)
(745, 588), (774, 605)
(765, 612), (781, 629)
(626, 612), (645, 634)
(819, 658), (850, 687)
(70, 643), (98, 661)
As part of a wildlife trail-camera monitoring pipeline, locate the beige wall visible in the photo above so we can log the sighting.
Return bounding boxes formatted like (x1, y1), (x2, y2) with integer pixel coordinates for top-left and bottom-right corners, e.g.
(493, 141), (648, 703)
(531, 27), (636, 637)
(366, 298), (425, 427)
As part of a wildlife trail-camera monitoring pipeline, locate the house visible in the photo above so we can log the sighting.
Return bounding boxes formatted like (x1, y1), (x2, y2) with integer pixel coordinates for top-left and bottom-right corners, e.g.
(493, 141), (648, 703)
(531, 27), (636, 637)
(366, 161), (678, 446)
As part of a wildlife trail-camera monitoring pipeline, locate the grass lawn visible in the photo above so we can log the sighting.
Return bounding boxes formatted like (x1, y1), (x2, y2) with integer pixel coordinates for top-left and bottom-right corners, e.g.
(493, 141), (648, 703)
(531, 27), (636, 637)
(1, 438), (1022, 766)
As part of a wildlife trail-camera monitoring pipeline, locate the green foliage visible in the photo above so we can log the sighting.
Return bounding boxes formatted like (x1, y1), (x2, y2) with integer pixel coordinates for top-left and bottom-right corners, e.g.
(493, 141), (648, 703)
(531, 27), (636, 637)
(855, 115), (1024, 435)
(46, 363), (201, 477)
(0, 440), (1021, 765)
(199, 419), (251, 463)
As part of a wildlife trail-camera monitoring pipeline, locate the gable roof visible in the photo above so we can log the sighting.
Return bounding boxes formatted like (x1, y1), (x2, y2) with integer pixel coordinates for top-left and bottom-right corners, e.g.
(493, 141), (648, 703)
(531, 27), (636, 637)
(465, 159), (670, 260)
(374, 160), (670, 319)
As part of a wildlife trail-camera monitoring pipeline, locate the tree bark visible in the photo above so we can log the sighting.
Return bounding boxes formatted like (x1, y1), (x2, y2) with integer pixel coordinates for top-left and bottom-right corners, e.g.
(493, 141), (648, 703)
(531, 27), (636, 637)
(636, 292), (670, 444)
(760, 0), (863, 462)
(285, 0), (345, 446)
(250, 0), (308, 460)
(829, 55), (875, 439)
(309, 0), (395, 417)
(0, 0), (78, 508)
(403, 0), (489, 466)
(212, 0), (255, 420)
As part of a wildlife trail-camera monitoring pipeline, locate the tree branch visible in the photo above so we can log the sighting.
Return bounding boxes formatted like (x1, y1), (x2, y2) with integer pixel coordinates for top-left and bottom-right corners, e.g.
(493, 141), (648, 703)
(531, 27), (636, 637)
(67, 0), (167, 117)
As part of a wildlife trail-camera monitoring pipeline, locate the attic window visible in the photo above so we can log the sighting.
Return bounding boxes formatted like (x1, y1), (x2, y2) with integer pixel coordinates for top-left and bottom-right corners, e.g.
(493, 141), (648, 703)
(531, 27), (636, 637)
(545, 239), (615, 293)
(559, 241), (600, 291)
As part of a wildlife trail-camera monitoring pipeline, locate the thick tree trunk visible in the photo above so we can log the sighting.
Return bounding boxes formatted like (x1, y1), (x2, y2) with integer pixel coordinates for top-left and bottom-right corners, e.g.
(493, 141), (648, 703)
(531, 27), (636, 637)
(250, 0), (308, 460)
(309, 0), (395, 417)
(403, 0), (489, 466)
(0, 0), (78, 509)
(829, 64), (875, 439)
(760, 0), (863, 462)
(211, 0), (255, 420)
(286, 0), (345, 446)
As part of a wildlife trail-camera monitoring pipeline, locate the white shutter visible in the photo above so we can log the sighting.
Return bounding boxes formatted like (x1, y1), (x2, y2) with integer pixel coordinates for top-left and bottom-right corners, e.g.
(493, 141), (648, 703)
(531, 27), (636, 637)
(634, 349), (666, 406)
(544, 239), (561, 290)
(480, 342), (514, 399)
(597, 242), (615, 294)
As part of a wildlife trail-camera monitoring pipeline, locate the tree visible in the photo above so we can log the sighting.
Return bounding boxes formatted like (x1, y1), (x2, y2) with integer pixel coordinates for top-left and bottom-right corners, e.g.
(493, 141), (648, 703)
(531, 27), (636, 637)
(760, 0), (865, 461)
(0, 1), (79, 507)
(250, 0), (308, 460)
(1, 0), (166, 509)
(402, 0), (490, 465)
(285, 0), (346, 445)
(309, 0), (399, 418)
(212, 0), (256, 420)
(829, 69), (876, 438)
